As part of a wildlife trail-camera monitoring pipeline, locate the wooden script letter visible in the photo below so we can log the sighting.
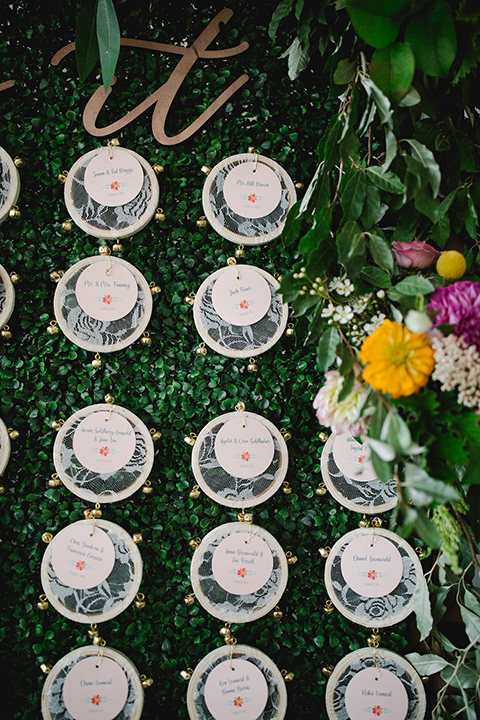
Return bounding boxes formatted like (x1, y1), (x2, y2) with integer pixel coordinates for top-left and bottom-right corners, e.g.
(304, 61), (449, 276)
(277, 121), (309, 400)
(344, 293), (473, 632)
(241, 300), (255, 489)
(51, 8), (249, 146)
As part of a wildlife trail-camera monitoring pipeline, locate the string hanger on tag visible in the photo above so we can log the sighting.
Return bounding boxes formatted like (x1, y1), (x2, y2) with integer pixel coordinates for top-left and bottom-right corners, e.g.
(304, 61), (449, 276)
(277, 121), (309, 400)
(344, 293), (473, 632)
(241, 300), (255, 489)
(248, 146), (259, 173)
(96, 647), (104, 668)
(373, 647), (381, 681)
(370, 517), (382, 547)
(104, 393), (115, 421)
(227, 256), (241, 281)
(235, 401), (247, 428)
(107, 139), (116, 160)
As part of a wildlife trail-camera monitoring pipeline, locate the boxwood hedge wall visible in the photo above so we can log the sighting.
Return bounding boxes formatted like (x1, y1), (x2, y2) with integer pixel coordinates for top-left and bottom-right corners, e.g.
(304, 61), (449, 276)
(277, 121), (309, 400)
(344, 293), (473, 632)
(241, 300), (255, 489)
(0, 1), (410, 717)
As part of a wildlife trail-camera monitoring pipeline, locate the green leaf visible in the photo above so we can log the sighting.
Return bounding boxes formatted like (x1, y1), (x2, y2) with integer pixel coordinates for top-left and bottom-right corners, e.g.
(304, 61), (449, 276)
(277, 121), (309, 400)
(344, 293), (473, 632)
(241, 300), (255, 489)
(464, 190), (478, 240)
(282, 200), (303, 247)
(369, 447), (394, 481)
(360, 76), (393, 126)
(341, 170), (366, 221)
(323, 118), (342, 172)
(405, 652), (449, 675)
(336, 220), (366, 276)
(96, 0), (120, 92)
(281, 36), (310, 80)
(385, 412), (411, 454)
(463, 447), (480, 485)
(412, 575), (433, 641)
(337, 370), (355, 402)
(269, 0), (295, 40)
(366, 233), (394, 274)
(361, 178), (381, 229)
(345, 0), (410, 49)
(317, 326), (340, 372)
(298, 208), (332, 253)
(359, 265), (392, 287)
(402, 139), (441, 197)
(400, 507), (442, 547)
(397, 86), (421, 107)
(403, 463), (461, 506)
(384, 128), (397, 172)
(460, 597), (480, 645)
(390, 275), (435, 296)
(405, 0), (457, 78)
(305, 303), (326, 345)
(76, 0), (100, 83)
(370, 42), (415, 102)
(367, 166), (405, 194)
(333, 58), (356, 85)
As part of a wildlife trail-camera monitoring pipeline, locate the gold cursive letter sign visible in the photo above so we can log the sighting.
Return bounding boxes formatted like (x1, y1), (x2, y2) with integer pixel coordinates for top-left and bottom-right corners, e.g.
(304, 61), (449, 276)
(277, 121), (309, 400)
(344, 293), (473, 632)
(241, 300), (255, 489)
(51, 8), (249, 146)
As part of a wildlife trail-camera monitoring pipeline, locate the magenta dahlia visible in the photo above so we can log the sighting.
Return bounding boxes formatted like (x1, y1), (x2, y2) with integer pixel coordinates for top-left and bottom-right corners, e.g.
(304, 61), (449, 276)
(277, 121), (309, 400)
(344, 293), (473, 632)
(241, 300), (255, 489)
(427, 281), (480, 352)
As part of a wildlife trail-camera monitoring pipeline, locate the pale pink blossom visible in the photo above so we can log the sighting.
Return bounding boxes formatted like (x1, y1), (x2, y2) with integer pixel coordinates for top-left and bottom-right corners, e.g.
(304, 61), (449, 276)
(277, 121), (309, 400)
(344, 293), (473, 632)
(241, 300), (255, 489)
(392, 240), (441, 269)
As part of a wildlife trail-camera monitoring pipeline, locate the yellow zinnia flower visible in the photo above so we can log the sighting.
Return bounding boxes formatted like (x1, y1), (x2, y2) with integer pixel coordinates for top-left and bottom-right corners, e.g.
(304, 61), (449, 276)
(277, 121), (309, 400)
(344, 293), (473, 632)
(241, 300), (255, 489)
(358, 319), (435, 398)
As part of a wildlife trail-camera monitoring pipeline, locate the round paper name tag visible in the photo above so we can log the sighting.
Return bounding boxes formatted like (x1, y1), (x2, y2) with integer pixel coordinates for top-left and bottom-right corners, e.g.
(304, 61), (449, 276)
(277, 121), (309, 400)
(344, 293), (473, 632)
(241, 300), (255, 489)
(75, 262), (138, 322)
(84, 148), (144, 207)
(341, 535), (404, 598)
(223, 162), (282, 219)
(62, 656), (129, 720)
(51, 524), (116, 590)
(333, 434), (377, 483)
(211, 266), (271, 326)
(214, 416), (275, 479)
(345, 667), (409, 720)
(204, 658), (269, 720)
(73, 412), (136, 473)
(212, 533), (274, 595)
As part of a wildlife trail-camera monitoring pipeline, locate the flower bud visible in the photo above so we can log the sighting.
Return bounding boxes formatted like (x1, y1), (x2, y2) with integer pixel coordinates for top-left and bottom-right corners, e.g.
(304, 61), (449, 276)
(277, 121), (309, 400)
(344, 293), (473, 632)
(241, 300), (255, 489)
(405, 310), (432, 334)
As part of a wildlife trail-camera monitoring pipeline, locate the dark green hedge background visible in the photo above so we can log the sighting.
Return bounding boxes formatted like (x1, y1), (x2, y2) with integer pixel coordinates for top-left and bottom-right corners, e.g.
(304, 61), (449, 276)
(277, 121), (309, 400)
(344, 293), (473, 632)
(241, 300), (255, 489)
(0, 2), (410, 718)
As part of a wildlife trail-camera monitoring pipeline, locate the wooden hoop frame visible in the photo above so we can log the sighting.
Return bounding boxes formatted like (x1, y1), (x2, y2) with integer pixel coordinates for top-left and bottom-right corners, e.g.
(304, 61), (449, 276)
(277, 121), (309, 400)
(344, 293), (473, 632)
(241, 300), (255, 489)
(0, 147), (20, 224)
(0, 264), (15, 329)
(0, 417), (11, 477)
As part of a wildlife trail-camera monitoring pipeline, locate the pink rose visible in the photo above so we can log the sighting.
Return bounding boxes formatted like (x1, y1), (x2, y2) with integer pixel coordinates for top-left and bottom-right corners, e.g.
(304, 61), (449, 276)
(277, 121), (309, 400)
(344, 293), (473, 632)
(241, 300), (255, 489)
(391, 240), (441, 269)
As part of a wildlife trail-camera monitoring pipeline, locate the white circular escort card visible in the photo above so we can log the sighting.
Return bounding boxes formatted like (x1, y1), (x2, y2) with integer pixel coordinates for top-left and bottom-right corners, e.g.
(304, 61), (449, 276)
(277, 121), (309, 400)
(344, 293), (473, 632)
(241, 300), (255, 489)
(333, 434), (377, 483)
(212, 534), (274, 595)
(62, 656), (129, 720)
(204, 658), (269, 720)
(84, 148), (144, 207)
(214, 416), (275, 479)
(345, 667), (409, 720)
(341, 535), (403, 598)
(51, 524), (116, 591)
(73, 411), (136, 474)
(223, 162), (282, 219)
(75, 262), (138, 322)
(212, 266), (272, 326)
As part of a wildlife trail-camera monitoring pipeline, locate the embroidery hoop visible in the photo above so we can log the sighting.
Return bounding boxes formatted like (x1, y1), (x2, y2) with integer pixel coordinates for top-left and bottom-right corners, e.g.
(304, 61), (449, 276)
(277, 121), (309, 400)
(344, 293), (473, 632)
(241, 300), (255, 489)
(64, 146), (159, 239)
(53, 255), (152, 353)
(41, 645), (144, 720)
(0, 264), (15, 329)
(41, 519), (143, 624)
(187, 644), (287, 720)
(321, 434), (397, 514)
(0, 417), (11, 476)
(324, 527), (423, 628)
(325, 647), (426, 720)
(0, 146), (20, 224)
(53, 403), (154, 503)
(190, 522), (288, 623)
(192, 410), (288, 508)
(193, 265), (288, 358)
(202, 153), (296, 245)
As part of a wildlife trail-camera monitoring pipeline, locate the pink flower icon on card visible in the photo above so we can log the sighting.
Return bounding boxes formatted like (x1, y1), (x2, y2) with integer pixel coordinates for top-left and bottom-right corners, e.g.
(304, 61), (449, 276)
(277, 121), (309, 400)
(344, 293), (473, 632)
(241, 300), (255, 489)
(233, 697), (244, 708)
(102, 294), (113, 305)
(237, 568), (247, 578)
(372, 706), (383, 717)
(240, 300), (250, 309)
(367, 569), (378, 580)
(247, 193), (257, 203)
(91, 695), (102, 706)
(358, 455), (366, 464)
(99, 446), (110, 457)
(110, 181), (120, 191)
(241, 451), (251, 462)
(76, 560), (86, 571)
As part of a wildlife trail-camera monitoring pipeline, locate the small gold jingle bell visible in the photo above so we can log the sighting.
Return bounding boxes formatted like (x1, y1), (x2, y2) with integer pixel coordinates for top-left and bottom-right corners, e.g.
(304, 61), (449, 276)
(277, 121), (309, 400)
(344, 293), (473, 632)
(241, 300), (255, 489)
(40, 663), (52, 675)
(322, 665), (335, 678)
(189, 537), (201, 549)
(141, 675), (154, 688)
(359, 514), (370, 529)
(282, 481), (292, 496)
(235, 244), (246, 259)
(318, 546), (330, 559)
(150, 428), (162, 442)
(200, 165), (211, 175)
(42, 532), (53, 544)
(285, 323), (295, 337)
(37, 594), (49, 611)
(155, 208), (166, 222)
(149, 282), (162, 295)
(110, 138), (120, 146)
(1, 325), (12, 340)
(141, 331), (152, 346)
(247, 358), (258, 373)
(84, 505), (102, 519)
(13, 156), (25, 168)
(88, 624), (100, 639)
(112, 241), (124, 253)
(132, 533), (143, 544)
(57, 170), (68, 183)
(280, 428), (292, 441)
(61, 219), (72, 232)
(318, 431), (329, 442)
(47, 321), (59, 336)
(50, 270), (63, 283)
(180, 668), (193, 681)
(9, 271), (21, 284)
(286, 551), (298, 565)
(185, 293), (195, 306)
(189, 485), (201, 499)
(324, 600), (334, 615)
(92, 353), (102, 369)
(142, 480), (153, 495)
(368, 628), (381, 648)
(416, 546), (427, 560)
(153, 163), (164, 175)
(371, 517), (383, 528)
(281, 670), (295, 683)
(238, 511), (254, 524)
(8, 428), (19, 440)
(184, 593), (195, 607)
(315, 483), (327, 496)
(9, 205), (21, 219)
(294, 181), (304, 190)
(0, 485), (4, 495)
(104, 393), (115, 404)
(219, 624), (232, 640)
(98, 245), (110, 256)
(184, 432), (197, 446)
(196, 216), (207, 228)
(48, 474), (61, 488)
(196, 343), (207, 357)
(92, 634), (106, 647)
(272, 606), (283, 620)
(51, 419), (64, 431)
(135, 592), (146, 610)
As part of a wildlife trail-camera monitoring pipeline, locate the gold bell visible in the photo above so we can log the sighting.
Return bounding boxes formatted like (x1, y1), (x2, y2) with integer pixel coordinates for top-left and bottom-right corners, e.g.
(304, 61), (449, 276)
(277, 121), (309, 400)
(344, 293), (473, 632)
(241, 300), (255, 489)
(99, 245), (110, 255)
(281, 428), (292, 441)
(200, 165), (211, 175)
(91, 506), (102, 518)
(189, 537), (201, 549)
(153, 163), (164, 174)
(92, 353), (102, 369)
(135, 593), (146, 610)
(318, 431), (329, 442)
(141, 332), (152, 346)
(149, 283), (162, 295)
(57, 170), (68, 183)
(37, 594), (49, 611)
(285, 323), (295, 337)
(282, 482), (292, 495)
(141, 675), (154, 688)
(235, 245), (246, 258)
(238, 511), (254, 524)
(110, 138), (120, 146)
(48, 474), (61, 488)
(88, 624), (100, 639)
(189, 486), (201, 499)
(8, 428), (19, 440)
(9, 271), (20, 284)
(324, 600), (334, 615)
(40, 663), (52, 675)
(180, 669), (193, 681)
(281, 670), (295, 683)
(322, 665), (335, 678)
(47, 321), (59, 336)
(416, 546), (427, 560)
(247, 146), (256, 154)
(368, 628), (381, 647)
(247, 358), (258, 373)
(318, 546), (330, 559)
(42, 532), (53, 544)
(196, 216), (207, 228)
(133, 533), (143, 544)
(150, 428), (162, 442)
(359, 515), (370, 529)
(9, 206), (21, 219)
(219, 625), (232, 640)
(14, 156), (25, 168)
(286, 551), (298, 565)
(185, 293), (195, 306)
(51, 419), (64, 431)
(184, 593), (195, 607)
(184, 433), (197, 446)
(112, 242), (124, 253)
(315, 483), (327, 496)
(196, 343), (207, 357)
(142, 480), (153, 495)
(155, 208), (166, 222)
(272, 606), (283, 620)
(1, 326), (12, 340)
(92, 635), (105, 646)
(0, 485), (4, 494)
(294, 181), (304, 190)
(50, 270), (63, 282)
(104, 393), (114, 404)
(371, 517), (383, 528)
(61, 219), (72, 232)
